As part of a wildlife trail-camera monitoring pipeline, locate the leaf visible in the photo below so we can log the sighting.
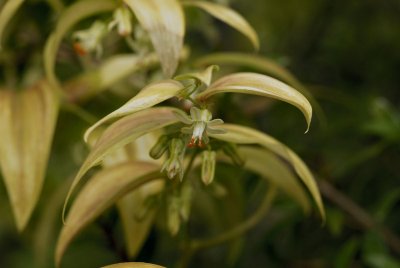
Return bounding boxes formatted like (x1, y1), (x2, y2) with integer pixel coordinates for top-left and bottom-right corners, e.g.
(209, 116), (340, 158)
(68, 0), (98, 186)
(194, 52), (326, 125)
(210, 124), (325, 220)
(84, 80), (184, 142)
(44, 0), (117, 88)
(63, 107), (185, 223)
(0, 81), (59, 231)
(124, 0), (185, 77)
(0, 0), (25, 48)
(183, 1), (259, 50)
(102, 262), (165, 268)
(197, 72), (312, 132)
(174, 65), (219, 86)
(237, 147), (311, 213)
(56, 161), (162, 266)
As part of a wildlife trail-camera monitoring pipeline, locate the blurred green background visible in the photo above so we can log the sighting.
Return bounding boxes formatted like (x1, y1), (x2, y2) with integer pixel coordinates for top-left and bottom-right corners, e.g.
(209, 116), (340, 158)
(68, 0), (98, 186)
(0, 0), (399, 267)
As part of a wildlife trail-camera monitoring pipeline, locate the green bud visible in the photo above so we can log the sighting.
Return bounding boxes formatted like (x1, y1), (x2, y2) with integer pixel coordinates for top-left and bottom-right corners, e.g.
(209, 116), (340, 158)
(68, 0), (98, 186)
(149, 135), (170, 159)
(179, 183), (192, 222)
(201, 150), (216, 185)
(167, 195), (180, 236)
(161, 138), (186, 180)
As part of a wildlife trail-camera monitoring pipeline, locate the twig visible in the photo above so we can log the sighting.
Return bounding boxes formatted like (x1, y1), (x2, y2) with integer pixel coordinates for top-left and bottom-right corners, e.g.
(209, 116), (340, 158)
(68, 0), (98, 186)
(177, 185), (277, 268)
(318, 179), (400, 254)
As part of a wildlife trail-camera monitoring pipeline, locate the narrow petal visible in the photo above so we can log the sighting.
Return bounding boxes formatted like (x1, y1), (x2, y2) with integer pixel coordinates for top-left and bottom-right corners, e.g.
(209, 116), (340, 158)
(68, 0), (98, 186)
(197, 72), (312, 132)
(0, 0), (25, 48)
(84, 80), (183, 143)
(56, 162), (161, 266)
(183, 1), (259, 50)
(124, 0), (185, 77)
(210, 124), (325, 220)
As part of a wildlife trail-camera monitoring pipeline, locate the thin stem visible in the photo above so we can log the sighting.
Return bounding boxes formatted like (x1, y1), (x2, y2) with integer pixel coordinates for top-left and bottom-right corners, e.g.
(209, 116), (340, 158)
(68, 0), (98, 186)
(62, 102), (98, 125)
(318, 179), (400, 255)
(182, 150), (198, 181)
(177, 185), (277, 268)
(191, 185), (277, 250)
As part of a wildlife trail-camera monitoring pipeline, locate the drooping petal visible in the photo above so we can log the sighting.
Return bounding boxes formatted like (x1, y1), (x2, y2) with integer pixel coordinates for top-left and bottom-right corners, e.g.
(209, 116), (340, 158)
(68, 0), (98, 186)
(103, 134), (164, 258)
(56, 161), (161, 266)
(84, 80), (184, 143)
(194, 52), (326, 125)
(0, 81), (59, 231)
(235, 147), (310, 213)
(0, 0), (25, 48)
(197, 72), (312, 132)
(124, 0), (185, 77)
(174, 65), (219, 86)
(210, 124), (325, 220)
(63, 107), (186, 223)
(182, 1), (259, 50)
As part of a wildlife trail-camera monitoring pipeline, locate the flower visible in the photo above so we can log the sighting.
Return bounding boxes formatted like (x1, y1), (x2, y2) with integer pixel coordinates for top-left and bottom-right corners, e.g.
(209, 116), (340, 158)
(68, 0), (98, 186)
(175, 107), (226, 147)
(73, 21), (107, 56)
(108, 6), (133, 36)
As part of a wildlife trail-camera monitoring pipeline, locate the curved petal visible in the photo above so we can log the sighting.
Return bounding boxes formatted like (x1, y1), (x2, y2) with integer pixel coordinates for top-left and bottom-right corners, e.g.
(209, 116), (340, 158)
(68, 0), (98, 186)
(210, 124), (325, 220)
(124, 0), (185, 77)
(183, 1), (259, 50)
(63, 107), (185, 223)
(84, 80), (183, 142)
(236, 147), (310, 213)
(56, 161), (162, 266)
(197, 72), (312, 132)
(0, 0), (25, 48)
(174, 65), (219, 86)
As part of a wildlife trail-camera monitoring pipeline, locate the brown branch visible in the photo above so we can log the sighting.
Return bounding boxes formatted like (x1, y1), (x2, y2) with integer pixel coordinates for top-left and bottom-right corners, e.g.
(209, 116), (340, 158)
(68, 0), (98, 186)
(318, 179), (400, 254)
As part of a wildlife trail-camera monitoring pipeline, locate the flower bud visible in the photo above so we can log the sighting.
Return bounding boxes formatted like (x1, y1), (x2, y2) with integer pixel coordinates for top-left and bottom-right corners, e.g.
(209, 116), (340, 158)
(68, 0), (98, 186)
(201, 150), (216, 185)
(108, 7), (132, 36)
(161, 138), (185, 180)
(167, 195), (180, 236)
(73, 21), (107, 57)
(149, 135), (169, 159)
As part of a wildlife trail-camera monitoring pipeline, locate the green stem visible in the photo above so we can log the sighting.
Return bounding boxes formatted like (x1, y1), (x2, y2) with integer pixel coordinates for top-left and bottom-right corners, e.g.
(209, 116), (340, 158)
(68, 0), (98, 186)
(192, 185), (277, 250)
(178, 185), (277, 268)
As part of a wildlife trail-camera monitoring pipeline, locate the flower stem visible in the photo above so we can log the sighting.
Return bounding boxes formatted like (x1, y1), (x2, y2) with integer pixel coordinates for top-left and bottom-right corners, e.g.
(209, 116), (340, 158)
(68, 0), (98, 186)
(177, 185), (277, 268)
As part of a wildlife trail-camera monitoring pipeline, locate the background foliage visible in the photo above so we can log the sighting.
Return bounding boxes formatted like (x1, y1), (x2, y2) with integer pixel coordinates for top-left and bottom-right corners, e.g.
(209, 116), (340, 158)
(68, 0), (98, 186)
(0, 0), (399, 267)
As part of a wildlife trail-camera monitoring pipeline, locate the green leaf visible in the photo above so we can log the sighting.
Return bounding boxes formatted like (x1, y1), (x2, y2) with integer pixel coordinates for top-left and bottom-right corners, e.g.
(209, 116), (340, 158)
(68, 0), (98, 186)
(63, 107), (185, 224)
(210, 124), (325, 220)
(197, 72), (312, 132)
(102, 262), (165, 268)
(0, 81), (59, 231)
(84, 80), (184, 142)
(0, 0), (25, 48)
(183, 1), (259, 50)
(44, 0), (117, 88)
(194, 53), (326, 126)
(56, 161), (161, 266)
(124, 0), (185, 77)
(236, 147), (311, 213)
